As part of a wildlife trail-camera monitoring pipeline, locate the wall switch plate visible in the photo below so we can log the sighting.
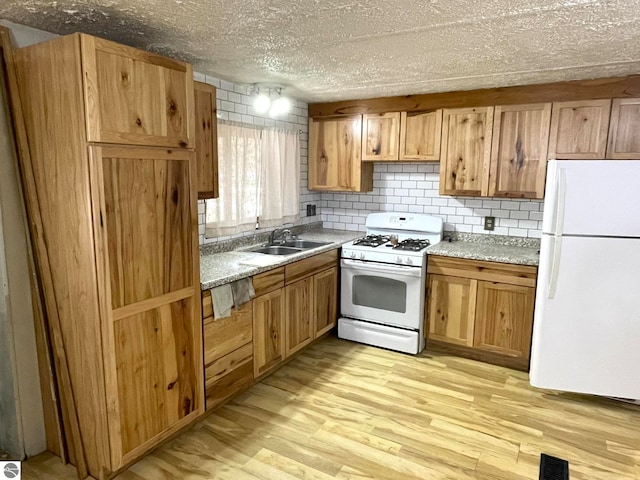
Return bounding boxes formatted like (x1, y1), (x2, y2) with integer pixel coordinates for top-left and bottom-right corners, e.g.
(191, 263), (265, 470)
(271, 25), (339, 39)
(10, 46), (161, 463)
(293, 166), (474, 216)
(484, 216), (495, 231)
(306, 204), (317, 216)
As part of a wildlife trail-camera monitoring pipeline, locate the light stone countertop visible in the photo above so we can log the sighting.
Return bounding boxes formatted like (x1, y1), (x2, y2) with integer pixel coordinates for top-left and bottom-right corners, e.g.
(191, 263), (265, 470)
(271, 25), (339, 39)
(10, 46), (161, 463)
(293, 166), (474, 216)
(200, 229), (361, 290)
(426, 233), (540, 266)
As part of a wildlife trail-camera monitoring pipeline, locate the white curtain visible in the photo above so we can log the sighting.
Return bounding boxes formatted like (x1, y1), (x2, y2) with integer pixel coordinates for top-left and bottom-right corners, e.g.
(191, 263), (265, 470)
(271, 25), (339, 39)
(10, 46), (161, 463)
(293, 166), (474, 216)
(258, 128), (300, 228)
(205, 123), (262, 237)
(206, 123), (300, 237)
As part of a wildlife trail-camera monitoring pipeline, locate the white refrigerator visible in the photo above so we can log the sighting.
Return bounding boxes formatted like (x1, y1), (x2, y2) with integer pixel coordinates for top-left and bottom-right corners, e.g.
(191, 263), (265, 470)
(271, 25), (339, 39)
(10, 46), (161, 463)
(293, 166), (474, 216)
(530, 160), (640, 400)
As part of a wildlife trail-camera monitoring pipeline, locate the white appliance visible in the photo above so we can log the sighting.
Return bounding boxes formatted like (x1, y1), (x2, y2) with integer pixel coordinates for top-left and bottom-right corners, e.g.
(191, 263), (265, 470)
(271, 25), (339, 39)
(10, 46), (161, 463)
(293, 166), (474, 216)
(530, 159), (640, 400)
(339, 213), (443, 354)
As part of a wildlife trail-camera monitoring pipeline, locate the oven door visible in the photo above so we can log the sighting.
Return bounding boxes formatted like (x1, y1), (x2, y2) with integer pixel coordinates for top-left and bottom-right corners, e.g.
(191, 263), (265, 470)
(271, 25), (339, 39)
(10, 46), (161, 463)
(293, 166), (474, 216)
(340, 258), (424, 330)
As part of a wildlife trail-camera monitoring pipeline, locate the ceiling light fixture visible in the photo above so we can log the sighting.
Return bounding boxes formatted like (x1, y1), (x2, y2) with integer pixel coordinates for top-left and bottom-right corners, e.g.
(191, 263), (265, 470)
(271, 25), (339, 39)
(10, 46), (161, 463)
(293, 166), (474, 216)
(250, 83), (292, 117)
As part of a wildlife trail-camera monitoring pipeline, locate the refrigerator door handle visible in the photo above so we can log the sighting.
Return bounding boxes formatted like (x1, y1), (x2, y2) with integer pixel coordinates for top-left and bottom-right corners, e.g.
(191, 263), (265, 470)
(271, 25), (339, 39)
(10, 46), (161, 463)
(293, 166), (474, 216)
(553, 167), (567, 236)
(548, 236), (562, 299)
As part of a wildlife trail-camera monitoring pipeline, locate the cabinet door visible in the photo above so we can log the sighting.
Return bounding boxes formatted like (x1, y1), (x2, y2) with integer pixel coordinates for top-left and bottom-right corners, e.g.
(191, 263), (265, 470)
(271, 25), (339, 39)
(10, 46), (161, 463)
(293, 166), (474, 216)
(399, 110), (442, 161)
(427, 274), (476, 346)
(194, 81), (218, 199)
(314, 267), (338, 337)
(362, 112), (401, 161)
(473, 281), (535, 359)
(548, 100), (611, 159)
(253, 288), (286, 378)
(308, 116), (373, 192)
(285, 277), (315, 356)
(489, 103), (551, 199)
(440, 107), (493, 196)
(607, 98), (640, 159)
(90, 146), (202, 467)
(81, 34), (194, 148)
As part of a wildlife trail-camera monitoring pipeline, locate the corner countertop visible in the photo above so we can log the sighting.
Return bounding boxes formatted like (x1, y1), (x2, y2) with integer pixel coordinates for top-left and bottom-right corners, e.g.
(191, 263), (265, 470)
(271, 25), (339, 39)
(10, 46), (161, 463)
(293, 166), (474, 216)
(426, 233), (540, 266)
(200, 229), (361, 290)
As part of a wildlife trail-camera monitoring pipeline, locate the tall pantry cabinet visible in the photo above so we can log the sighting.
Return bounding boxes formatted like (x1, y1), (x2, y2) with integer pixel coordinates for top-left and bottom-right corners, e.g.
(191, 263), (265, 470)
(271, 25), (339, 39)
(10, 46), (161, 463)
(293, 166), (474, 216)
(14, 33), (202, 478)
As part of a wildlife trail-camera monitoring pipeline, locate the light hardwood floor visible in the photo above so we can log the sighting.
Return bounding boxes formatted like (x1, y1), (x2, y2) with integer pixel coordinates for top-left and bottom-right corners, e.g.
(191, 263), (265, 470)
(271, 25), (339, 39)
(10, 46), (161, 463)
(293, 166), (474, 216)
(23, 336), (640, 479)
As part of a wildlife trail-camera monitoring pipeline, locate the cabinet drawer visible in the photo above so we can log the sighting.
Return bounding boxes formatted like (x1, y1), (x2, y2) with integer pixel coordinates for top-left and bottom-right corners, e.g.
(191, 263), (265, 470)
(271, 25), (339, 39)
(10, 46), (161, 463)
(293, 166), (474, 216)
(205, 352), (253, 411)
(428, 256), (537, 287)
(253, 267), (285, 297)
(285, 250), (338, 284)
(203, 298), (252, 365)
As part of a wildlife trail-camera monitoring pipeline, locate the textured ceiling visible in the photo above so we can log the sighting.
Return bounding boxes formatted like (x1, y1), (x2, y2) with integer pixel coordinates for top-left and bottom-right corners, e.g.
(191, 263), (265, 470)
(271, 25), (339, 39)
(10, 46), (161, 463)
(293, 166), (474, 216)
(2, 0), (640, 102)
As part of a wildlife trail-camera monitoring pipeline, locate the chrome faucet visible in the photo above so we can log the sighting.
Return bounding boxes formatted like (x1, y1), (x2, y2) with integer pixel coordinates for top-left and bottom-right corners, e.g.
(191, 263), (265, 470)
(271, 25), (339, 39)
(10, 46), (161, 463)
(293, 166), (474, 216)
(268, 228), (291, 245)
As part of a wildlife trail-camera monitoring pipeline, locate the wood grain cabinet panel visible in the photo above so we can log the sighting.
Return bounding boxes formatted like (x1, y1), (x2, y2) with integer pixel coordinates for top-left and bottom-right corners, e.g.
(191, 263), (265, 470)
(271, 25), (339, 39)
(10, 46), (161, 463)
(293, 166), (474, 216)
(399, 110), (443, 161)
(473, 281), (535, 359)
(489, 103), (551, 199)
(427, 274), (476, 346)
(98, 147), (193, 309)
(114, 297), (198, 455)
(194, 81), (218, 198)
(362, 112), (401, 161)
(253, 288), (286, 378)
(314, 266), (338, 337)
(548, 99), (611, 159)
(308, 116), (373, 192)
(607, 98), (640, 159)
(285, 277), (315, 356)
(440, 107), (494, 196)
(81, 35), (194, 148)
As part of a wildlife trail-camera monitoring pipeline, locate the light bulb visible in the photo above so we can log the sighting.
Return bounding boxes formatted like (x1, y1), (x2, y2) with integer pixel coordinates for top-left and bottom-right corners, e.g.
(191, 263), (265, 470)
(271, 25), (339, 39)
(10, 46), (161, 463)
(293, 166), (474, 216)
(253, 93), (271, 113)
(269, 96), (291, 117)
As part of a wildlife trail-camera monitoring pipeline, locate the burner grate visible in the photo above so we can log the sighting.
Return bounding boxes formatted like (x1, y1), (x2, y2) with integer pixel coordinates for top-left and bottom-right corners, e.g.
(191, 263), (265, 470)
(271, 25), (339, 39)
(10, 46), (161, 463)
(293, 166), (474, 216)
(352, 235), (390, 247)
(392, 238), (431, 251)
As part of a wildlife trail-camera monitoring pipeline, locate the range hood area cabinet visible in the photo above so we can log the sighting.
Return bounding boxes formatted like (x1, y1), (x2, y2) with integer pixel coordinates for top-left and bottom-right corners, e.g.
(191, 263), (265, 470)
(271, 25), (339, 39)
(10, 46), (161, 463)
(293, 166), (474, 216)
(14, 33), (203, 477)
(439, 103), (552, 199)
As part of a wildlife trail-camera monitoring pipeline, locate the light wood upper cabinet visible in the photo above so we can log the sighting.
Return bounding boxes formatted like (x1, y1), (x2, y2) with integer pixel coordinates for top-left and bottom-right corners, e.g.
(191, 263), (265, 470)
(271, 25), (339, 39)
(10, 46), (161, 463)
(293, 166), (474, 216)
(548, 99), (611, 159)
(489, 103), (551, 199)
(427, 274), (476, 346)
(308, 116), (373, 192)
(194, 81), (218, 199)
(473, 281), (535, 359)
(400, 110), (443, 161)
(440, 107), (494, 196)
(362, 112), (401, 161)
(607, 98), (640, 159)
(81, 34), (194, 148)
(253, 288), (286, 378)
(314, 266), (338, 337)
(285, 277), (315, 356)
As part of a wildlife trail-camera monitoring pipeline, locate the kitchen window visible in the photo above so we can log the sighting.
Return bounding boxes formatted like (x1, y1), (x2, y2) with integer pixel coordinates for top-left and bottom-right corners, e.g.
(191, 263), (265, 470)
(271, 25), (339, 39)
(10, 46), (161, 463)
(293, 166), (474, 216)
(205, 122), (300, 237)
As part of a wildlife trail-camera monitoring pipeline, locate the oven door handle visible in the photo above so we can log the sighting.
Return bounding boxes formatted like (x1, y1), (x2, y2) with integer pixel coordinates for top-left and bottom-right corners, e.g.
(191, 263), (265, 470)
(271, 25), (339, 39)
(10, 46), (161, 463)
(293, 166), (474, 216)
(341, 259), (422, 277)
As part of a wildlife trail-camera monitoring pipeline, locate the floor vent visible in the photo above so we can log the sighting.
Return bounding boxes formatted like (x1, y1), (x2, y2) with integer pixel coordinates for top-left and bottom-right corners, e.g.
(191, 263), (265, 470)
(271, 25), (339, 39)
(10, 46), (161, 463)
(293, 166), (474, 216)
(539, 453), (569, 480)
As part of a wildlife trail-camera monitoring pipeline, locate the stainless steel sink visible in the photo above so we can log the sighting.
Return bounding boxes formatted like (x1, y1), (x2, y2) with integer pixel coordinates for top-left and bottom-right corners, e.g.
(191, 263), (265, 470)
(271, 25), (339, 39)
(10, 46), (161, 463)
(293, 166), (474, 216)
(247, 245), (302, 255)
(281, 240), (331, 249)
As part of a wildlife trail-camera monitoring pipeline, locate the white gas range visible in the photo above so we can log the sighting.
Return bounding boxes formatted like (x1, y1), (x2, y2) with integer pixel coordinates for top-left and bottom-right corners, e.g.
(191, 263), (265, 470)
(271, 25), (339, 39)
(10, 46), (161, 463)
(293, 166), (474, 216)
(339, 213), (443, 354)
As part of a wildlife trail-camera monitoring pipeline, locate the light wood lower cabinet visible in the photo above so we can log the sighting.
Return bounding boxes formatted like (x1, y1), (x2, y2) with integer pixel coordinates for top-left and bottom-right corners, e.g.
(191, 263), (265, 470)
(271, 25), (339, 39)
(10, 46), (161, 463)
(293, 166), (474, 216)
(285, 276), (315, 356)
(427, 256), (537, 370)
(253, 288), (286, 378)
(314, 266), (338, 337)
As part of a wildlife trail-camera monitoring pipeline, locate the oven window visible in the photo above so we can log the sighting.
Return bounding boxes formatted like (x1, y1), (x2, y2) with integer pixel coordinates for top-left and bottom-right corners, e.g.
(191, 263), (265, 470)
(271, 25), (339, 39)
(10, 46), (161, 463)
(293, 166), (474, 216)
(352, 275), (407, 313)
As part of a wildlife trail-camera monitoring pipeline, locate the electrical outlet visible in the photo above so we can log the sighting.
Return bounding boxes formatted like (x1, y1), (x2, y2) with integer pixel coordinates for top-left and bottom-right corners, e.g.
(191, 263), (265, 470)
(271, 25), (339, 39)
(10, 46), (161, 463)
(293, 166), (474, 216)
(484, 216), (495, 231)
(306, 204), (317, 216)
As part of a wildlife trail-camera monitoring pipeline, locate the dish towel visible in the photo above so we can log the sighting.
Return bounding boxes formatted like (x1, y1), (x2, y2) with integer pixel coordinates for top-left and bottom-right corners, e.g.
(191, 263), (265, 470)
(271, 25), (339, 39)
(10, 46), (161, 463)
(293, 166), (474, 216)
(231, 277), (255, 307)
(210, 284), (233, 320)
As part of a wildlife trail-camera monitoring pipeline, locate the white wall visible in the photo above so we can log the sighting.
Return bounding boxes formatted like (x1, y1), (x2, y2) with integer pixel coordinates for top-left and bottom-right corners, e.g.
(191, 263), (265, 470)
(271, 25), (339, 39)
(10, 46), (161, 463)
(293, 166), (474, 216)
(0, 20), (55, 458)
(320, 163), (543, 237)
(196, 73), (321, 245)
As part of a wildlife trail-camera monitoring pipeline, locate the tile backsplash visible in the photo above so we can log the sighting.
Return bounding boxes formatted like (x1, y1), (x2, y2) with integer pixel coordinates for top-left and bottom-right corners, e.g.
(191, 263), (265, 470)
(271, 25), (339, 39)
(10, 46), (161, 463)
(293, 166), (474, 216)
(195, 72), (321, 245)
(320, 163), (544, 238)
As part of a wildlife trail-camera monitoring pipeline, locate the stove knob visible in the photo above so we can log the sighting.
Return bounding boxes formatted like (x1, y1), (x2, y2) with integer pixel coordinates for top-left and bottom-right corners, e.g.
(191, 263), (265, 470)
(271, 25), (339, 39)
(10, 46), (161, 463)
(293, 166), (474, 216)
(359, 253), (366, 260)
(350, 252), (356, 259)
(396, 256), (403, 264)
(405, 257), (413, 265)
